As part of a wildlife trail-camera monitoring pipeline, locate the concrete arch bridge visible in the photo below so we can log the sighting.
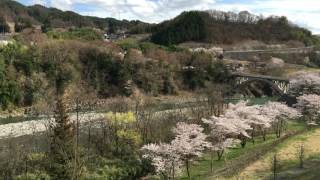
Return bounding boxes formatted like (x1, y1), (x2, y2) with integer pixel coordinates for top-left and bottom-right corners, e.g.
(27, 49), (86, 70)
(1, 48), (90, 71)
(231, 72), (290, 97)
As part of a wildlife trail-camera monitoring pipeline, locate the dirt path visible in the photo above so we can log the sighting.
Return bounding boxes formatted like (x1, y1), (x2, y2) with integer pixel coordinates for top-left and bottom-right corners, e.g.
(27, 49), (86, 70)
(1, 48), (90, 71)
(238, 128), (320, 179)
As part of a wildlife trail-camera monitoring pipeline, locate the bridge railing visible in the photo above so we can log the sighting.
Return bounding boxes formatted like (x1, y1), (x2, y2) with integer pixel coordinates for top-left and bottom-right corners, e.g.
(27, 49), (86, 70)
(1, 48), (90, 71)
(231, 72), (290, 82)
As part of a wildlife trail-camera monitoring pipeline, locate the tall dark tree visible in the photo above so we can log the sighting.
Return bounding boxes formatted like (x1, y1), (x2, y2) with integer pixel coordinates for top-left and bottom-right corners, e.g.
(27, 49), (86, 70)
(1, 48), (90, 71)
(49, 94), (75, 180)
(0, 16), (10, 33)
(41, 41), (80, 179)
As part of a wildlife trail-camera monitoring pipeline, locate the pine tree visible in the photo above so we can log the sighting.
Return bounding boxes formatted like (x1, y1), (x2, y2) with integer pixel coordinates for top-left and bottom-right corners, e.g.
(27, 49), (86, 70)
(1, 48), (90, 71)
(49, 94), (75, 180)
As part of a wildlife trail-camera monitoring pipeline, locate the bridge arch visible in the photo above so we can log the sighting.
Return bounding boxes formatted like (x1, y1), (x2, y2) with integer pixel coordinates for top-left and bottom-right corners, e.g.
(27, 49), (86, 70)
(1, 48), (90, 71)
(237, 78), (285, 97)
(231, 73), (290, 97)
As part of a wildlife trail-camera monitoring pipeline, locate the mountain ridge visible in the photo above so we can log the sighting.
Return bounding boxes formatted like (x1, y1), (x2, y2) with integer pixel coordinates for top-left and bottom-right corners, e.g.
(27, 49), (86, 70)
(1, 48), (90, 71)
(0, 0), (152, 33)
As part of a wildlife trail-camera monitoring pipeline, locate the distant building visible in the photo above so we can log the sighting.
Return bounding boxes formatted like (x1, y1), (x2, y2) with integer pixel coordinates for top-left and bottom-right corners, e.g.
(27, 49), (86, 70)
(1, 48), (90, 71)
(33, 25), (42, 31)
(7, 22), (15, 33)
(0, 34), (12, 46)
(189, 47), (224, 61)
(103, 30), (127, 41)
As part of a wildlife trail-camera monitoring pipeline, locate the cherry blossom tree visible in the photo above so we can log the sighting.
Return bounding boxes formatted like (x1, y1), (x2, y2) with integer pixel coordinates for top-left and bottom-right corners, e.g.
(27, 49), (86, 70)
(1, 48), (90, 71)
(209, 135), (239, 171)
(171, 122), (211, 179)
(202, 103), (252, 150)
(225, 101), (272, 142)
(202, 116), (242, 170)
(141, 143), (181, 179)
(295, 94), (320, 125)
(141, 122), (211, 179)
(260, 102), (301, 138)
(211, 138), (240, 160)
(289, 72), (320, 95)
(248, 113), (273, 141)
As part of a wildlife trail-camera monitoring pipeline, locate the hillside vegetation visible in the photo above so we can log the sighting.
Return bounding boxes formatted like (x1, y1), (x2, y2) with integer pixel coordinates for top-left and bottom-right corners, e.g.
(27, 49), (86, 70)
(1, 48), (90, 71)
(151, 11), (319, 46)
(0, 0), (152, 33)
(1, 2), (320, 180)
(0, 40), (231, 110)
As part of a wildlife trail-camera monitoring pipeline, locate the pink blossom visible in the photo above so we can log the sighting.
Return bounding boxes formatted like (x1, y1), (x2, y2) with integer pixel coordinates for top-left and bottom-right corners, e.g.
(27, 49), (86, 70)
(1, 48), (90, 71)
(171, 122), (212, 160)
(295, 94), (320, 119)
(142, 143), (181, 176)
(290, 72), (320, 95)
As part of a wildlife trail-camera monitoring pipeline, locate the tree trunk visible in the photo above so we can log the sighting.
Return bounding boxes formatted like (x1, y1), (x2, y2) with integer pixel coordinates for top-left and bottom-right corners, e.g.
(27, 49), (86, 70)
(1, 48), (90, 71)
(263, 129), (266, 141)
(210, 152), (214, 172)
(217, 150), (224, 161)
(251, 127), (255, 144)
(241, 137), (247, 148)
(87, 126), (91, 161)
(273, 154), (278, 180)
(299, 144), (304, 169)
(161, 173), (169, 180)
(172, 161), (175, 179)
(186, 160), (191, 180)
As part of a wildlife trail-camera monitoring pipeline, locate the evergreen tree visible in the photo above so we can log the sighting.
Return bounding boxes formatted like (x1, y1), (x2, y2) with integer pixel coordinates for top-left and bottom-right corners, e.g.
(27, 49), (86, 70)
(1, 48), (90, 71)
(0, 16), (10, 33)
(49, 94), (75, 180)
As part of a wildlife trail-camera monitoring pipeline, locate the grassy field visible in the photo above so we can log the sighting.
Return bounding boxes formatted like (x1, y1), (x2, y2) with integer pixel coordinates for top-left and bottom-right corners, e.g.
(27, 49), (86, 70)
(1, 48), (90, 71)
(237, 127), (320, 180)
(177, 121), (307, 180)
(275, 156), (320, 180)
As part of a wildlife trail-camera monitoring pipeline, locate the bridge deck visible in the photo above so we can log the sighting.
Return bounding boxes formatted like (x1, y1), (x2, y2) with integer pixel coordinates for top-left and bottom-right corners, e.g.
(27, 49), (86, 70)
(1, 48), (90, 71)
(231, 72), (289, 82)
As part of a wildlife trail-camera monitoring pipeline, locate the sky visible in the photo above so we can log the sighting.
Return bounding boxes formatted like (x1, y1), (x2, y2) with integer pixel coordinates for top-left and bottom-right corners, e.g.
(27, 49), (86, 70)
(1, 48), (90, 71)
(16, 0), (320, 34)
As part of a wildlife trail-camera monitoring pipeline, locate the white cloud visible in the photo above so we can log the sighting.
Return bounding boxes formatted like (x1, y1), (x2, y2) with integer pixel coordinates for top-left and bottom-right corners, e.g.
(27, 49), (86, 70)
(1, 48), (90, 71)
(213, 0), (320, 33)
(70, 0), (215, 22)
(30, 0), (320, 34)
(32, 0), (46, 5)
(50, 0), (73, 11)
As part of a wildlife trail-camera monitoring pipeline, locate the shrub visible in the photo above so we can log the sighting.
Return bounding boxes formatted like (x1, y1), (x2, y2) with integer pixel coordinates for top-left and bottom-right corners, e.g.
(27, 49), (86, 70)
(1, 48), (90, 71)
(15, 172), (51, 180)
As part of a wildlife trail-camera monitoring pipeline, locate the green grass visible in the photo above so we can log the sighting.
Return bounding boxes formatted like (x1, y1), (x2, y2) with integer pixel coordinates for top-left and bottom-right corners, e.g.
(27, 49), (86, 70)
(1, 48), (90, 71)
(47, 28), (102, 41)
(177, 121), (306, 180)
(256, 129), (320, 180)
(286, 120), (308, 132)
(178, 135), (278, 180)
(116, 38), (140, 50)
(264, 126), (315, 153)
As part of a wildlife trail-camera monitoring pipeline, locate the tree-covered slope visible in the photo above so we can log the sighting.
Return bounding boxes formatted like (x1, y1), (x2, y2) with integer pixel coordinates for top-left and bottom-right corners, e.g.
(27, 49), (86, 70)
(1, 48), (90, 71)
(151, 11), (209, 45)
(151, 10), (318, 46)
(0, 0), (151, 33)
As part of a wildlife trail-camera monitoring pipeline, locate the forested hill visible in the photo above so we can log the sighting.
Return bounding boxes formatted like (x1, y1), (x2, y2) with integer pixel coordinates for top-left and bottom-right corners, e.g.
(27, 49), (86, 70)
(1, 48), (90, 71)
(151, 10), (318, 46)
(0, 1), (317, 45)
(0, 0), (152, 33)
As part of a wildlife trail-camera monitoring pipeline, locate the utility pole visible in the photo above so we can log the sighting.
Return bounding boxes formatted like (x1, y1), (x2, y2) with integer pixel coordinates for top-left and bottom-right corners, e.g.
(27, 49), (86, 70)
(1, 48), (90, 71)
(76, 98), (80, 148)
